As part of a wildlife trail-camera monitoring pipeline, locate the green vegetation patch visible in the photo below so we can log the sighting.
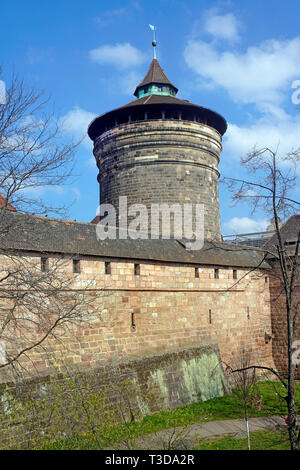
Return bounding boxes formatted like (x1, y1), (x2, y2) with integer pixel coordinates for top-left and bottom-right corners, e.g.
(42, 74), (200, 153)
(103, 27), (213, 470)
(40, 381), (299, 450)
(194, 430), (290, 451)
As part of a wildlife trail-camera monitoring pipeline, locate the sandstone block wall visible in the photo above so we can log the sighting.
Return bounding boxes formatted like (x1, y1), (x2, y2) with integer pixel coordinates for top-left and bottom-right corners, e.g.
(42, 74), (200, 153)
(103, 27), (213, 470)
(269, 261), (300, 379)
(0, 253), (274, 389)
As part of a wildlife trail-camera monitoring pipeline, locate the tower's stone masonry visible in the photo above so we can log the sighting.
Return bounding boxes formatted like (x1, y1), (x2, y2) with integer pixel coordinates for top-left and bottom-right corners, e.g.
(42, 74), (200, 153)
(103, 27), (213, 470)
(89, 56), (226, 241)
(95, 119), (222, 240)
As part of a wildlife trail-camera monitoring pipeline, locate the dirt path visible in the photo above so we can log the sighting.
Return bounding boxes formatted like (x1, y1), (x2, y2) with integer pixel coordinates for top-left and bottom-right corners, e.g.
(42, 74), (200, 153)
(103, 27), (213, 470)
(106, 415), (290, 450)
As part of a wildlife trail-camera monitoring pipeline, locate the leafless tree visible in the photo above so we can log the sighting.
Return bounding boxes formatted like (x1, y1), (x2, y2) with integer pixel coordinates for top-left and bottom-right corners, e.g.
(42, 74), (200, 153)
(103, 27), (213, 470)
(0, 252), (100, 378)
(0, 67), (80, 216)
(225, 347), (258, 450)
(222, 145), (300, 450)
(0, 69), (99, 379)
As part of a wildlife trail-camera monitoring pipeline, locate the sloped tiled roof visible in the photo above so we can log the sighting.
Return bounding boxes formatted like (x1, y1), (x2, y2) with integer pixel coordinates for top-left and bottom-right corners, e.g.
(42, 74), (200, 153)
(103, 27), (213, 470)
(0, 210), (270, 269)
(134, 59), (178, 96)
(262, 214), (300, 257)
(119, 94), (197, 109)
(87, 94), (227, 139)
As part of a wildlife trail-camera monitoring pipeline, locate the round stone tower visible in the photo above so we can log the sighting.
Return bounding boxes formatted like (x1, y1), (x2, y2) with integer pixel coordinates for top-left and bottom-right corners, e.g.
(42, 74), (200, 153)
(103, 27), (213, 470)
(88, 46), (227, 241)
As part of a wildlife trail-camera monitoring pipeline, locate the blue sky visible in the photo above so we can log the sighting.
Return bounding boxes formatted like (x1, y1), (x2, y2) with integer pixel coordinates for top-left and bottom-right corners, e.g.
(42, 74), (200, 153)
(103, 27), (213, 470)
(1, 0), (300, 235)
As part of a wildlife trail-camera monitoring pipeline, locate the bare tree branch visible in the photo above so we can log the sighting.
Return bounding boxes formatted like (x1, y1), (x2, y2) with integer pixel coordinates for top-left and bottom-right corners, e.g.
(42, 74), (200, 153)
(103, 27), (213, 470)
(222, 145), (300, 449)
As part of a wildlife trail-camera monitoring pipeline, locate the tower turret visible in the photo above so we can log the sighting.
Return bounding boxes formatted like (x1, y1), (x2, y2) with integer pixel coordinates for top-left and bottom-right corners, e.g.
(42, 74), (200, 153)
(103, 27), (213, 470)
(134, 58), (178, 98)
(88, 41), (227, 241)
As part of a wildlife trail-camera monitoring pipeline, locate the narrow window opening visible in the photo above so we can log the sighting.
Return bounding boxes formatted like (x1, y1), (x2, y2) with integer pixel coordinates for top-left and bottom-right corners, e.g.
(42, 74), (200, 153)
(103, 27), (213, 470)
(209, 309), (212, 324)
(247, 307), (250, 320)
(73, 259), (80, 274)
(131, 312), (136, 331)
(195, 267), (199, 278)
(214, 268), (219, 279)
(134, 264), (140, 276)
(41, 257), (49, 272)
(284, 240), (296, 246)
(105, 261), (111, 275)
(233, 269), (237, 280)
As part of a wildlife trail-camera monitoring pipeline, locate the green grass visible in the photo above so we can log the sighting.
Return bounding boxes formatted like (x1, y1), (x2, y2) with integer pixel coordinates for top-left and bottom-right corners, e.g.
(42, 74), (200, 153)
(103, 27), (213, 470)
(194, 430), (290, 450)
(39, 380), (300, 450)
(124, 380), (300, 429)
(175, 380), (299, 422)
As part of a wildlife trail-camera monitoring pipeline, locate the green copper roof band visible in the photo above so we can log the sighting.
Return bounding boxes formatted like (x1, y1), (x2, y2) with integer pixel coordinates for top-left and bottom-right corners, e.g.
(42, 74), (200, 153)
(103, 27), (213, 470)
(136, 84), (175, 99)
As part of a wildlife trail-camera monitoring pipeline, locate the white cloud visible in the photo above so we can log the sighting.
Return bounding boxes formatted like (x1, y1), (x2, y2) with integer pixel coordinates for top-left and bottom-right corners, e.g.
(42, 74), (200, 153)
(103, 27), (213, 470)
(17, 183), (65, 198)
(204, 12), (240, 42)
(87, 157), (96, 168)
(184, 21), (300, 163)
(94, 8), (126, 26)
(27, 46), (52, 65)
(95, 70), (143, 97)
(60, 107), (96, 149)
(119, 70), (143, 95)
(89, 43), (146, 70)
(72, 187), (81, 201)
(223, 217), (268, 234)
(224, 113), (300, 160)
(184, 37), (300, 108)
(93, 2), (142, 26)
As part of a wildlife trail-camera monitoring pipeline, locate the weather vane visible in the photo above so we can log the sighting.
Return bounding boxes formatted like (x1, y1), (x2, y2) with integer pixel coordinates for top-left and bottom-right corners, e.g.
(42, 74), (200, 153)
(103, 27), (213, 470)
(149, 24), (157, 59)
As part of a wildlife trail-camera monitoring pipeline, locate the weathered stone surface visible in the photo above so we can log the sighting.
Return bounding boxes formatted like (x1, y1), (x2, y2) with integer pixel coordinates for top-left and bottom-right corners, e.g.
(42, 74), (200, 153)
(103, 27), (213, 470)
(0, 254), (274, 383)
(269, 261), (300, 379)
(94, 120), (223, 240)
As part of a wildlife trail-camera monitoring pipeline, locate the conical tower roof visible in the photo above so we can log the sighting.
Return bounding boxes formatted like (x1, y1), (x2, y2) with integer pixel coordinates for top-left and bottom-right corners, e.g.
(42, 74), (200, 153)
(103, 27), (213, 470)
(134, 58), (178, 97)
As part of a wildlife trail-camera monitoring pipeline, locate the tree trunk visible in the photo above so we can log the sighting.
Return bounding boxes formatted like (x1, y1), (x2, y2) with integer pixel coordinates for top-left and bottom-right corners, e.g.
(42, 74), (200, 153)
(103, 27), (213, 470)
(245, 402), (251, 450)
(287, 305), (299, 450)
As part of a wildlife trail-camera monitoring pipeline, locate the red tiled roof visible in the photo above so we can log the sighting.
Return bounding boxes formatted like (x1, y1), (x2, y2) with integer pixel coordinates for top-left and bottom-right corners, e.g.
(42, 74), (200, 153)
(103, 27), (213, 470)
(0, 193), (15, 210)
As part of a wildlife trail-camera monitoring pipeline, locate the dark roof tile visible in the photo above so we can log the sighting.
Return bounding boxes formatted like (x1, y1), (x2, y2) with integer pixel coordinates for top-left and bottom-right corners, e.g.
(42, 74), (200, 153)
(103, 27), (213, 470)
(262, 214), (300, 257)
(87, 94), (227, 139)
(134, 59), (178, 96)
(0, 211), (270, 269)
